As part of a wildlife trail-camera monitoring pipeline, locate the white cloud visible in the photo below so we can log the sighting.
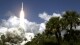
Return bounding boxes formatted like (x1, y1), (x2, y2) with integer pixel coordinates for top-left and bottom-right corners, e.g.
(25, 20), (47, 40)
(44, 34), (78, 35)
(0, 15), (40, 45)
(52, 13), (62, 18)
(0, 16), (40, 34)
(39, 12), (51, 21)
(1, 16), (19, 28)
(0, 27), (7, 34)
(39, 12), (62, 21)
(39, 23), (45, 33)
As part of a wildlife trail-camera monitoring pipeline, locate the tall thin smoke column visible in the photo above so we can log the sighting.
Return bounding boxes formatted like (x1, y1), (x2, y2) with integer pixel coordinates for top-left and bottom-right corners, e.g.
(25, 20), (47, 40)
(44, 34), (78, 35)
(20, 2), (25, 29)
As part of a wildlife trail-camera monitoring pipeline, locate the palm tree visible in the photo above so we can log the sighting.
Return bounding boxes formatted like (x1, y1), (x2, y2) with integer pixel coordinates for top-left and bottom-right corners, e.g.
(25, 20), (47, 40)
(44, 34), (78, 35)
(62, 11), (80, 45)
(62, 11), (80, 30)
(45, 17), (62, 45)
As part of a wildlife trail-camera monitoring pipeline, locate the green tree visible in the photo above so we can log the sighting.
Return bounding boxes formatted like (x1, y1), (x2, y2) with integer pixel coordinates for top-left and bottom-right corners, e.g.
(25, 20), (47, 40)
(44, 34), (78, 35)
(25, 33), (57, 45)
(62, 11), (80, 45)
(45, 17), (62, 45)
(25, 11), (80, 45)
(1, 35), (6, 45)
(62, 11), (80, 30)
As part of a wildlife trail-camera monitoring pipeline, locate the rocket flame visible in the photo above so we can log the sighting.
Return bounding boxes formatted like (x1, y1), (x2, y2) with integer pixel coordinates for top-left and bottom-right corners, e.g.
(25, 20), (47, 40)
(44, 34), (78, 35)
(20, 2), (25, 29)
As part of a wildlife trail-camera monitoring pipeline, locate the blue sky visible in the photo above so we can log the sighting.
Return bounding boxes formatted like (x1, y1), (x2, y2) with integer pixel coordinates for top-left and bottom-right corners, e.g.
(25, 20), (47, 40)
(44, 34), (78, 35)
(0, 0), (80, 23)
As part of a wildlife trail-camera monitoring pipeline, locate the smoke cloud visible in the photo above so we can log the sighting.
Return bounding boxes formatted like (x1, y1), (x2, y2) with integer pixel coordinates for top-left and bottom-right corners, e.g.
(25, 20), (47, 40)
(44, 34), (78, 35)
(0, 12), (63, 45)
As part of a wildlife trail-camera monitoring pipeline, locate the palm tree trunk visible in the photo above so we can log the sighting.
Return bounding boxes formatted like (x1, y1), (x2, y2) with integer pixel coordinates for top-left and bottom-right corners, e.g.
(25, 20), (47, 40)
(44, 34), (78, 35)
(55, 29), (61, 45)
(70, 23), (73, 45)
(55, 32), (59, 45)
(70, 23), (72, 30)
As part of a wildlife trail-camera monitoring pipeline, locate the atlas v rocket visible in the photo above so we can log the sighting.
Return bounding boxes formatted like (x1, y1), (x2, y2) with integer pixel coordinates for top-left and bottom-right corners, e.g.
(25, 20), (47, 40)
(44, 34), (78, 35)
(20, 2), (25, 29)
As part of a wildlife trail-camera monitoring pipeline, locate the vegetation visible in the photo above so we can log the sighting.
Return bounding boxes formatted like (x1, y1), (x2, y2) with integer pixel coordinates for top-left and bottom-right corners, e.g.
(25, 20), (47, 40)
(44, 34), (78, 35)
(25, 11), (80, 45)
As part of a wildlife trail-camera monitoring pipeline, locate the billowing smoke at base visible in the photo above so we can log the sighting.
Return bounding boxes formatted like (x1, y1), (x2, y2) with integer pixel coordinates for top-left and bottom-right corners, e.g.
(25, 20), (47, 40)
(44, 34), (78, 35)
(0, 16), (37, 45)
(0, 3), (45, 45)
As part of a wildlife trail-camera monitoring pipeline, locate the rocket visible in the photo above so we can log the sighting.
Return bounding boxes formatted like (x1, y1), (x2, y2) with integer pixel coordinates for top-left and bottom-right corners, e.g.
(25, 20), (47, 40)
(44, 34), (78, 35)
(22, 2), (23, 10)
(20, 2), (25, 29)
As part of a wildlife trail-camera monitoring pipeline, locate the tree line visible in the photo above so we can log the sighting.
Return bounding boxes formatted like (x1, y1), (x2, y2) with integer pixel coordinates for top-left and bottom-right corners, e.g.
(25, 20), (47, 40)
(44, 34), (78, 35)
(25, 11), (80, 45)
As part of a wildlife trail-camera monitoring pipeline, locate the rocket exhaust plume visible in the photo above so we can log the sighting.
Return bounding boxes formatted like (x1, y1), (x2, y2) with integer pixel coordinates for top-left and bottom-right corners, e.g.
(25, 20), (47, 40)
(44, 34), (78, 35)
(20, 2), (25, 29)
